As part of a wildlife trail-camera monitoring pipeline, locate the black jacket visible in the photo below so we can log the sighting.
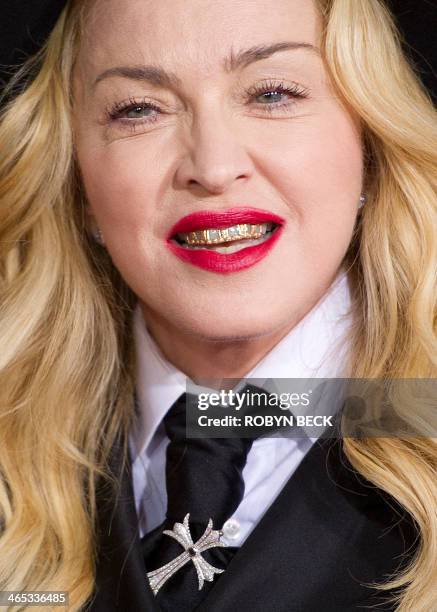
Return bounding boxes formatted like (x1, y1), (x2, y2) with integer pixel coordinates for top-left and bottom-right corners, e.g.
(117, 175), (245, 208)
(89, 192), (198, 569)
(85, 433), (416, 612)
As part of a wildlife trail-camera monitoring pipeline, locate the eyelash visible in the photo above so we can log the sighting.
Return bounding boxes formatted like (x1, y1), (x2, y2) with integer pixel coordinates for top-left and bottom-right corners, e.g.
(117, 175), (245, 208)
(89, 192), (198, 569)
(106, 80), (310, 129)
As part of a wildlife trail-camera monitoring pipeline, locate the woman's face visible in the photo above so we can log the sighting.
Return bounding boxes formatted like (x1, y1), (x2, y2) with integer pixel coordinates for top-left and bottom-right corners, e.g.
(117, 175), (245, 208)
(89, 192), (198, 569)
(73, 0), (363, 342)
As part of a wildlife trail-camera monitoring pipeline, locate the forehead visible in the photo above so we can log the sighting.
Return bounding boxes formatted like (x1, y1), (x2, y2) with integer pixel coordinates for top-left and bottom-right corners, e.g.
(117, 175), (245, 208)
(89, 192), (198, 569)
(79, 0), (321, 76)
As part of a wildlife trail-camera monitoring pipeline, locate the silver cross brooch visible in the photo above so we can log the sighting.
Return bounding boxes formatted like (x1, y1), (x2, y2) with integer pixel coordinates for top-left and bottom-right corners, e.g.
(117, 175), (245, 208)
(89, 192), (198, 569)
(146, 513), (228, 595)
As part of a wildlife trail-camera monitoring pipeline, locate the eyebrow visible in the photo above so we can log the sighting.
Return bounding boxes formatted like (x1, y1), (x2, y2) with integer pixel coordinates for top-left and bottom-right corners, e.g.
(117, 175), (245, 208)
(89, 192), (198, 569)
(93, 41), (320, 89)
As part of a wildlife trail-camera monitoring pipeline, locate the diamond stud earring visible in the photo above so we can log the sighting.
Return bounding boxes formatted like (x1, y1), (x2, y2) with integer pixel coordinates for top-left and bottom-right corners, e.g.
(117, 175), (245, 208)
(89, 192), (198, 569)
(358, 194), (367, 209)
(92, 227), (105, 246)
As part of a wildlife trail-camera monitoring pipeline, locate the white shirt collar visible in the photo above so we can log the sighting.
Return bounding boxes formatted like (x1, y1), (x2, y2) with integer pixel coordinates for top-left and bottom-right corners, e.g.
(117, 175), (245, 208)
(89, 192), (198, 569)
(131, 269), (352, 459)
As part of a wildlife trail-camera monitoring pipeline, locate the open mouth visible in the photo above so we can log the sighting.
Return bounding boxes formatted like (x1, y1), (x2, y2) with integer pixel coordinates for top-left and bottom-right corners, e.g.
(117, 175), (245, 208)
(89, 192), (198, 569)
(166, 207), (285, 273)
(171, 222), (280, 254)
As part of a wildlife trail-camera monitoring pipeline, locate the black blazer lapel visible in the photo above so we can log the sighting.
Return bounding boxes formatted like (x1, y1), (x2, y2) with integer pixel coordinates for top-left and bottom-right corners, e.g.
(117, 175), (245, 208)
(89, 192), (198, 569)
(86, 436), (159, 612)
(197, 437), (416, 612)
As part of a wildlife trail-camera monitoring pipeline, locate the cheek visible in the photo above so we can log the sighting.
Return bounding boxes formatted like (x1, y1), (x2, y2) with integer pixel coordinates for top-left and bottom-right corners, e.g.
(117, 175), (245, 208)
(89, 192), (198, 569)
(75, 141), (169, 283)
(77, 144), (161, 228)
(260, 108), (362, 202)
(257, 105), (363, 250)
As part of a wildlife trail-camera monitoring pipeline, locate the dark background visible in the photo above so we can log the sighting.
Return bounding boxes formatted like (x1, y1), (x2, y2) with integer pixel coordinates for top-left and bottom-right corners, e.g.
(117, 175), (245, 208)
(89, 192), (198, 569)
(388, 0), (436, 101)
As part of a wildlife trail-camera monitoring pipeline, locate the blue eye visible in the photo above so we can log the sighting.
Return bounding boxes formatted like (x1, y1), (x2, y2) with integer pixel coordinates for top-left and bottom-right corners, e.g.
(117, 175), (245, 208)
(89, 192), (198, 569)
(108, 98), (162, 124)
(125, 105), (157, 119)
(107, 79), (309, 130)
(257, 91), (285, 103)
(248, 80), (310, 109)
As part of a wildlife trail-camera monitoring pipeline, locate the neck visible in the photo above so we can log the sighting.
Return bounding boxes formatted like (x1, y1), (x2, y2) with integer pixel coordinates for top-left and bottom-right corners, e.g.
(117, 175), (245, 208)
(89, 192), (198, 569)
(139, 304), (297, 385)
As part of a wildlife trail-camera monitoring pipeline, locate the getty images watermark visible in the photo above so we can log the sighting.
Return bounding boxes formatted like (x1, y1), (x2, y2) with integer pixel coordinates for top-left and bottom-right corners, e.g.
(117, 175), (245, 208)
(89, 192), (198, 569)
(197, 387), (332, 427)
(184, 378), (437, 439)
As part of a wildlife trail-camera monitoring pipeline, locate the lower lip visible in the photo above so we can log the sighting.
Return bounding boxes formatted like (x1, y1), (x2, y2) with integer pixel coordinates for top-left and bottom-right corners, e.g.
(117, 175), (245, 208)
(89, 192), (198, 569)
(166, 227), (283, 274)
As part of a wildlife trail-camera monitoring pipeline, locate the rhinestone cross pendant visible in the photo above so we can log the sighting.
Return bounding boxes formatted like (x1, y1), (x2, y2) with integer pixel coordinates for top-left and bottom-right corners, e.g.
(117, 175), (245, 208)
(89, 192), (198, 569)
(146, 513), (228, 595)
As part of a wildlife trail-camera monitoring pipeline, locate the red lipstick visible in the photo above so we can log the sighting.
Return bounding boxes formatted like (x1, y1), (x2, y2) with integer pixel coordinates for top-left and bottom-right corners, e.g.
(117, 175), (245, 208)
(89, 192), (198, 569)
(166, 207), (285, 274)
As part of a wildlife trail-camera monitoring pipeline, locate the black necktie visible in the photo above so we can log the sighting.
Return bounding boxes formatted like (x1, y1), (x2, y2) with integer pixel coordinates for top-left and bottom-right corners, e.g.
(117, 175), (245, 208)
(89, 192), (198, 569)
(141, 387), (259, 611)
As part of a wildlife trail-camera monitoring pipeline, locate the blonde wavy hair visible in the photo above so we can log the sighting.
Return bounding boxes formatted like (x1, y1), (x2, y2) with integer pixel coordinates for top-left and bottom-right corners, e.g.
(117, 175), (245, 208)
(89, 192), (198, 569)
(0, 0), (436, 610)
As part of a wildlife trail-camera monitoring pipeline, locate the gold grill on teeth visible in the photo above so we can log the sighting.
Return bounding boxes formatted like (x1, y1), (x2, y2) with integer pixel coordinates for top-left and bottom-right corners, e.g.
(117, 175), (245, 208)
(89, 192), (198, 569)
(179, 223), (272, 246)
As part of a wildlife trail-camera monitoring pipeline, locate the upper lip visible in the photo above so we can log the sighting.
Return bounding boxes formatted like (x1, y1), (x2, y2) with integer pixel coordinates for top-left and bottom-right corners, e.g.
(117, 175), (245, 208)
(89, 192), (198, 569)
(167, 207), (285, 239)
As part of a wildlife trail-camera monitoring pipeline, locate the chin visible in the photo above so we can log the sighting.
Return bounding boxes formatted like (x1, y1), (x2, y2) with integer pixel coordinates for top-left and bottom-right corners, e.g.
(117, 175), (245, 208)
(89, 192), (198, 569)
(175, 307), (295, 343)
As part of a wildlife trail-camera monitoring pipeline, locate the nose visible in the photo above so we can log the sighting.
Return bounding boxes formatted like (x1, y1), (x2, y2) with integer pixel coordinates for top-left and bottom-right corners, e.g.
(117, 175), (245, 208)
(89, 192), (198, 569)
(174, 108), (254, 195)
